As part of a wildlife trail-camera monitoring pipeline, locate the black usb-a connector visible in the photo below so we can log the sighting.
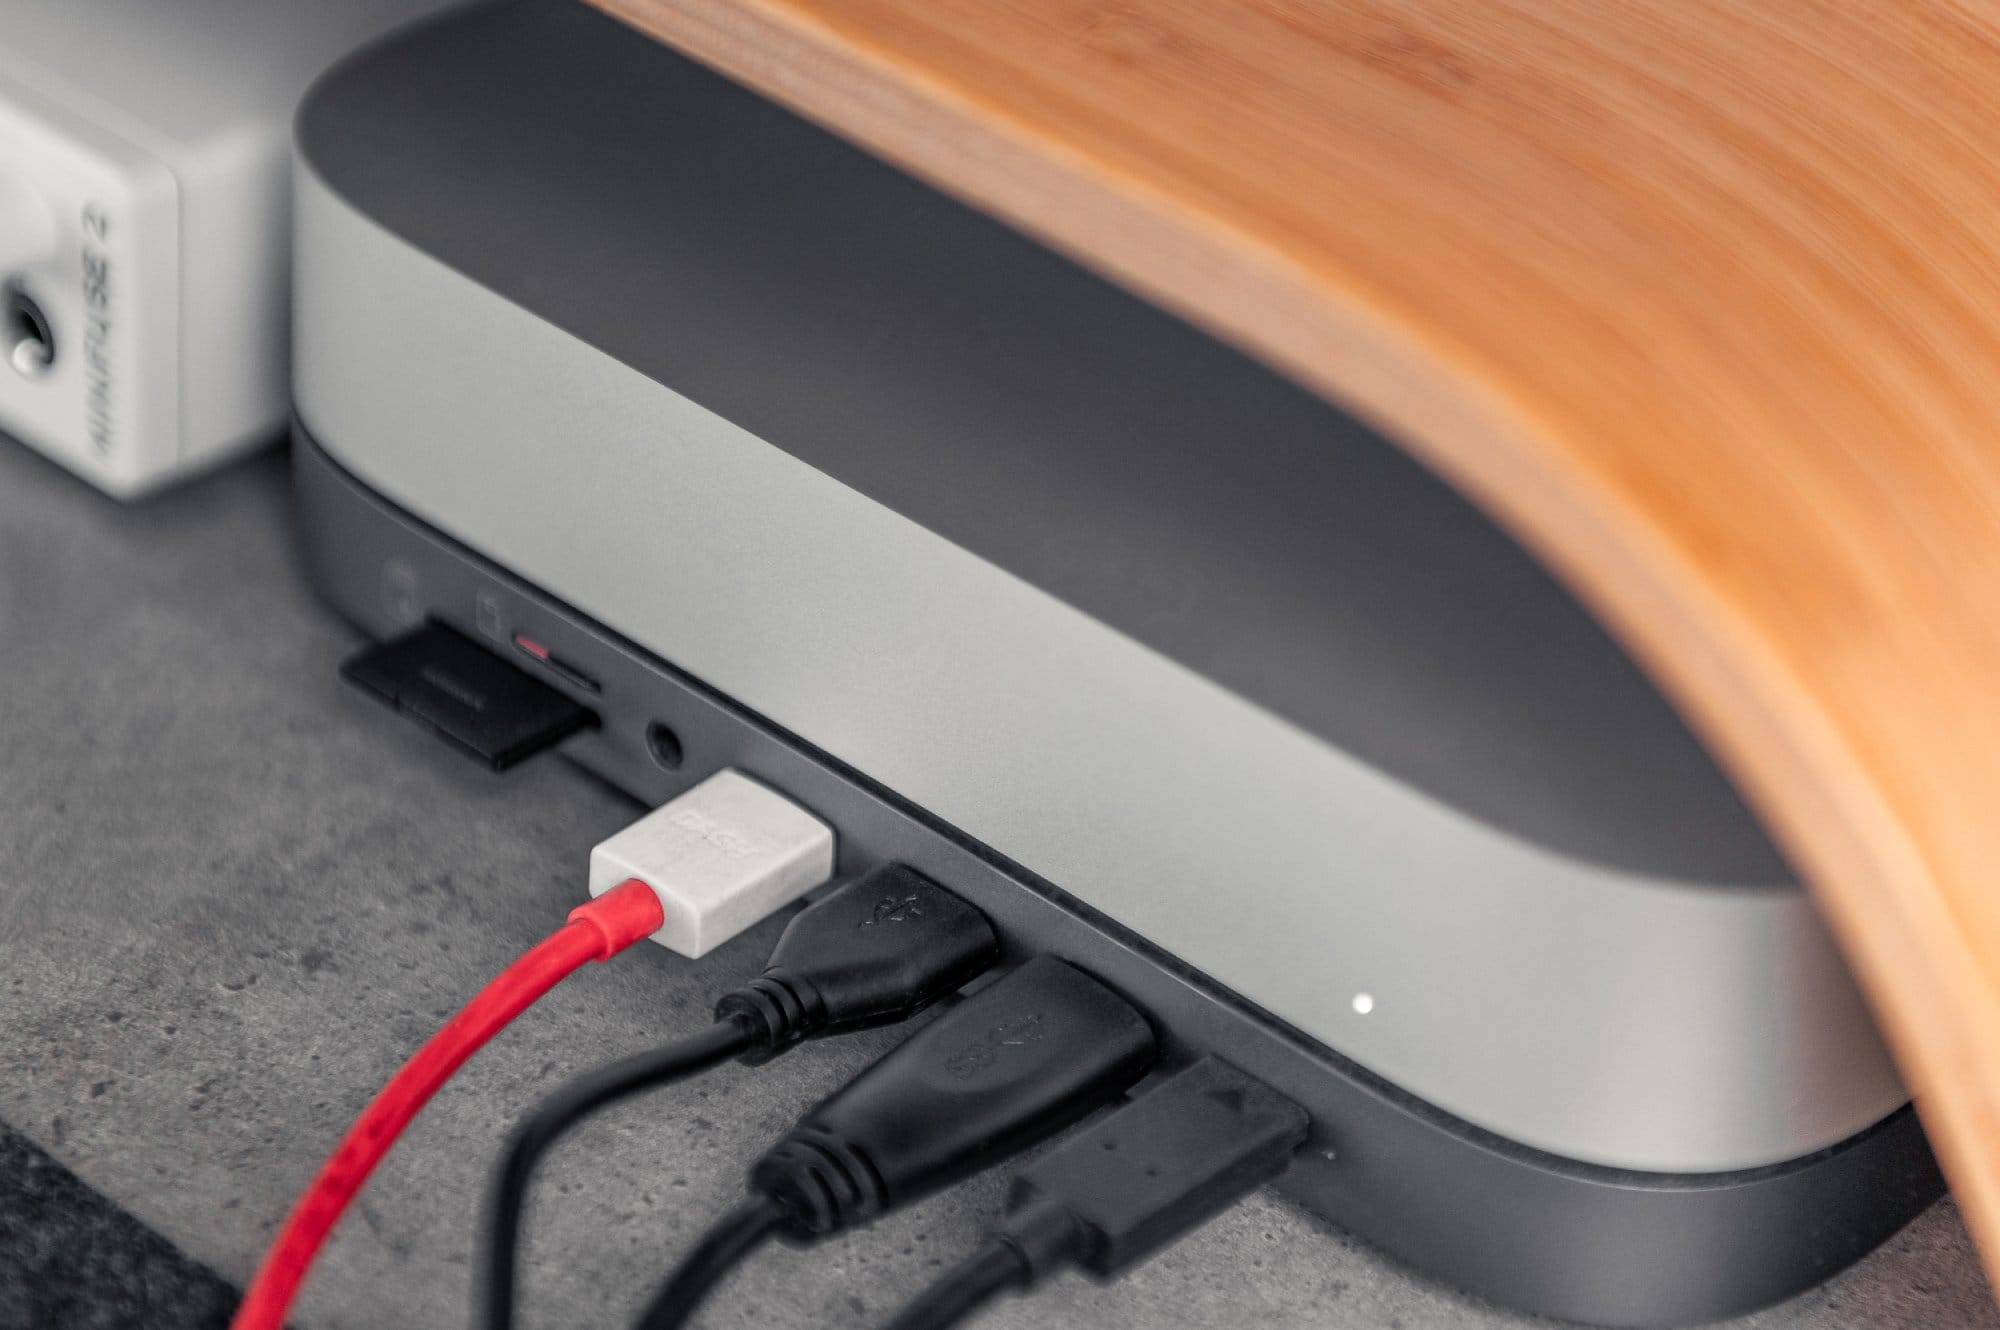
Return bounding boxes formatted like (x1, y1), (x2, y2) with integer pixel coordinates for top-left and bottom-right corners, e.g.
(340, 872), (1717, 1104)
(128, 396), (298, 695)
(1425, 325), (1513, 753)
(749, 954), (1156, 1238)
(719, 862), (998, 1060)
(633, 955), (1158, 1330)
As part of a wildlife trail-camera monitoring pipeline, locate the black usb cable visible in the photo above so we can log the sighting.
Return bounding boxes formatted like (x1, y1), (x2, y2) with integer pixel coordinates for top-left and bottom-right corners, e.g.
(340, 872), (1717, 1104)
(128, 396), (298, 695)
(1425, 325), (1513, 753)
(881, 1057), (1309, 1330)
(481, 864), (998, 1330)
(631, 955), (1159, 1330)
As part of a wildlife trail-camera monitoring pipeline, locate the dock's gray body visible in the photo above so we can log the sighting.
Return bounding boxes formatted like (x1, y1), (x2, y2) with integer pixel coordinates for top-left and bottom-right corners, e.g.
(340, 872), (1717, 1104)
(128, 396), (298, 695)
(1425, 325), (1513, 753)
(289, 5), (1937, 1323)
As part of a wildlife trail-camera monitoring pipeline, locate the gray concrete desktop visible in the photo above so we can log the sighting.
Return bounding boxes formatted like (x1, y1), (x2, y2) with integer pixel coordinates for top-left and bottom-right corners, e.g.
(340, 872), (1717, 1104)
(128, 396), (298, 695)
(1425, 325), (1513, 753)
(0, 439), (1993, 1330)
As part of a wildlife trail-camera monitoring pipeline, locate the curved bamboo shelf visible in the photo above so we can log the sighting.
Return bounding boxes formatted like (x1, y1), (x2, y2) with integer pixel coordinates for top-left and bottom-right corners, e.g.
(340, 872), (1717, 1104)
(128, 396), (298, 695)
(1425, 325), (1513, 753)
(587, 0), (2000, 1285)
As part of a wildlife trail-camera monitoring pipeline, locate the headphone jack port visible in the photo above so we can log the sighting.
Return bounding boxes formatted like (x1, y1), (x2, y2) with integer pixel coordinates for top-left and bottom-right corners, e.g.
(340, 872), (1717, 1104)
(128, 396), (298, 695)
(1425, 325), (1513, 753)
(5, 282), (55, 378)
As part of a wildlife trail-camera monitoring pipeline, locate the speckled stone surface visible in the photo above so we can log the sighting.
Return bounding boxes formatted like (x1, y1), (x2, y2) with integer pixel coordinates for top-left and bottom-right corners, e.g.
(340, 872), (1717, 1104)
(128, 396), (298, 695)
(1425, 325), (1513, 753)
(1, 439), (1997, 1330)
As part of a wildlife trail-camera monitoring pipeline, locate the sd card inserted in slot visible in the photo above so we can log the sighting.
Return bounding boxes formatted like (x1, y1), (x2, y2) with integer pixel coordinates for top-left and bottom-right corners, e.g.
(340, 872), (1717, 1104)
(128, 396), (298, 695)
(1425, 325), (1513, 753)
(340, 621), (597, 770)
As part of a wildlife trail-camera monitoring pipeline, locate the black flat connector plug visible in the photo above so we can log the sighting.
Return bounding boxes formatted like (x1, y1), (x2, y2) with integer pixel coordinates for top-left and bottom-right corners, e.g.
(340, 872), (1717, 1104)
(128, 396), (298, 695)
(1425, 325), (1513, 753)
(339, 620), (595, 770)
(999, 1056), (1308, 1276)
(880, 1058), (1309, 1330)
(633, 957), (1156, 1330)
(718, 863), (1000, 1063)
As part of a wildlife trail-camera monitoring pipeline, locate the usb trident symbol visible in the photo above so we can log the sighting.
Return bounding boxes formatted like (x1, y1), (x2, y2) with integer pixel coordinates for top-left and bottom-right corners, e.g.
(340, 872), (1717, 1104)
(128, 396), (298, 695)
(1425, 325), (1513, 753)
(860, 893), (925, 926)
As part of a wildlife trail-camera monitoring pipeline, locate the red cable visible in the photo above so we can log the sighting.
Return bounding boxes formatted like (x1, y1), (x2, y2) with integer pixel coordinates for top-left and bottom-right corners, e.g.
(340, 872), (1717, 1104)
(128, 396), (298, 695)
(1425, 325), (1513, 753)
(229, 878), (666, 1330)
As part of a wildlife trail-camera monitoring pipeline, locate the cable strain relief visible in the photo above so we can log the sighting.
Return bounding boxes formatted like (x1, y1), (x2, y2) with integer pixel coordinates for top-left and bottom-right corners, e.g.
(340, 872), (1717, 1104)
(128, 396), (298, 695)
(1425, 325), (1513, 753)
(970, 1232), (1042, 1302)
(749, 1126), (889, 1240)
(715, 972), (824, 1064)
(994, 1196), (1088, 1284)
(565, 878), (668, 960)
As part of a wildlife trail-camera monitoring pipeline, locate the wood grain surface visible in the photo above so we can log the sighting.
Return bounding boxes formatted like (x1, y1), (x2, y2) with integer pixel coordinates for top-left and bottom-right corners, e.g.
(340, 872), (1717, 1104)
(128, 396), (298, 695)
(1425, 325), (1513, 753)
(584, 0), (2000, 1286)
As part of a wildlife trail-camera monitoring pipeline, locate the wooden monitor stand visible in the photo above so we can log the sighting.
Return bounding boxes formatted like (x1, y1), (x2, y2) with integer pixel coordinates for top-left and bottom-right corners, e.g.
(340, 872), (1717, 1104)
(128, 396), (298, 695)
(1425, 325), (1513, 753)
(586, 0), (2000, 1292)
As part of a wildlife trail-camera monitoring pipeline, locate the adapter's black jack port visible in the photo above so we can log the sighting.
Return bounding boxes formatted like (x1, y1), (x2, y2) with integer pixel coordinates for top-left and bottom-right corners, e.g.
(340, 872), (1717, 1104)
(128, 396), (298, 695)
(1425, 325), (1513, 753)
(5, 283), (54, 378)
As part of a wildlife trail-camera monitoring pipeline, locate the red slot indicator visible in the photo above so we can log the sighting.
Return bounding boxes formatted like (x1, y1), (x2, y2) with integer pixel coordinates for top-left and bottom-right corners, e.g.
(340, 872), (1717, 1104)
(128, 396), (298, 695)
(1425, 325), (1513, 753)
(510, 632), (601, 694)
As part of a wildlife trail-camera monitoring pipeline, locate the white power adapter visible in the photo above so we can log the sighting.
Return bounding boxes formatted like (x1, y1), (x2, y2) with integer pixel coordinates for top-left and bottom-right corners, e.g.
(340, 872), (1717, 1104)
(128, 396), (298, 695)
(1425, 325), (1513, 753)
(0, 0), (454, 497)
